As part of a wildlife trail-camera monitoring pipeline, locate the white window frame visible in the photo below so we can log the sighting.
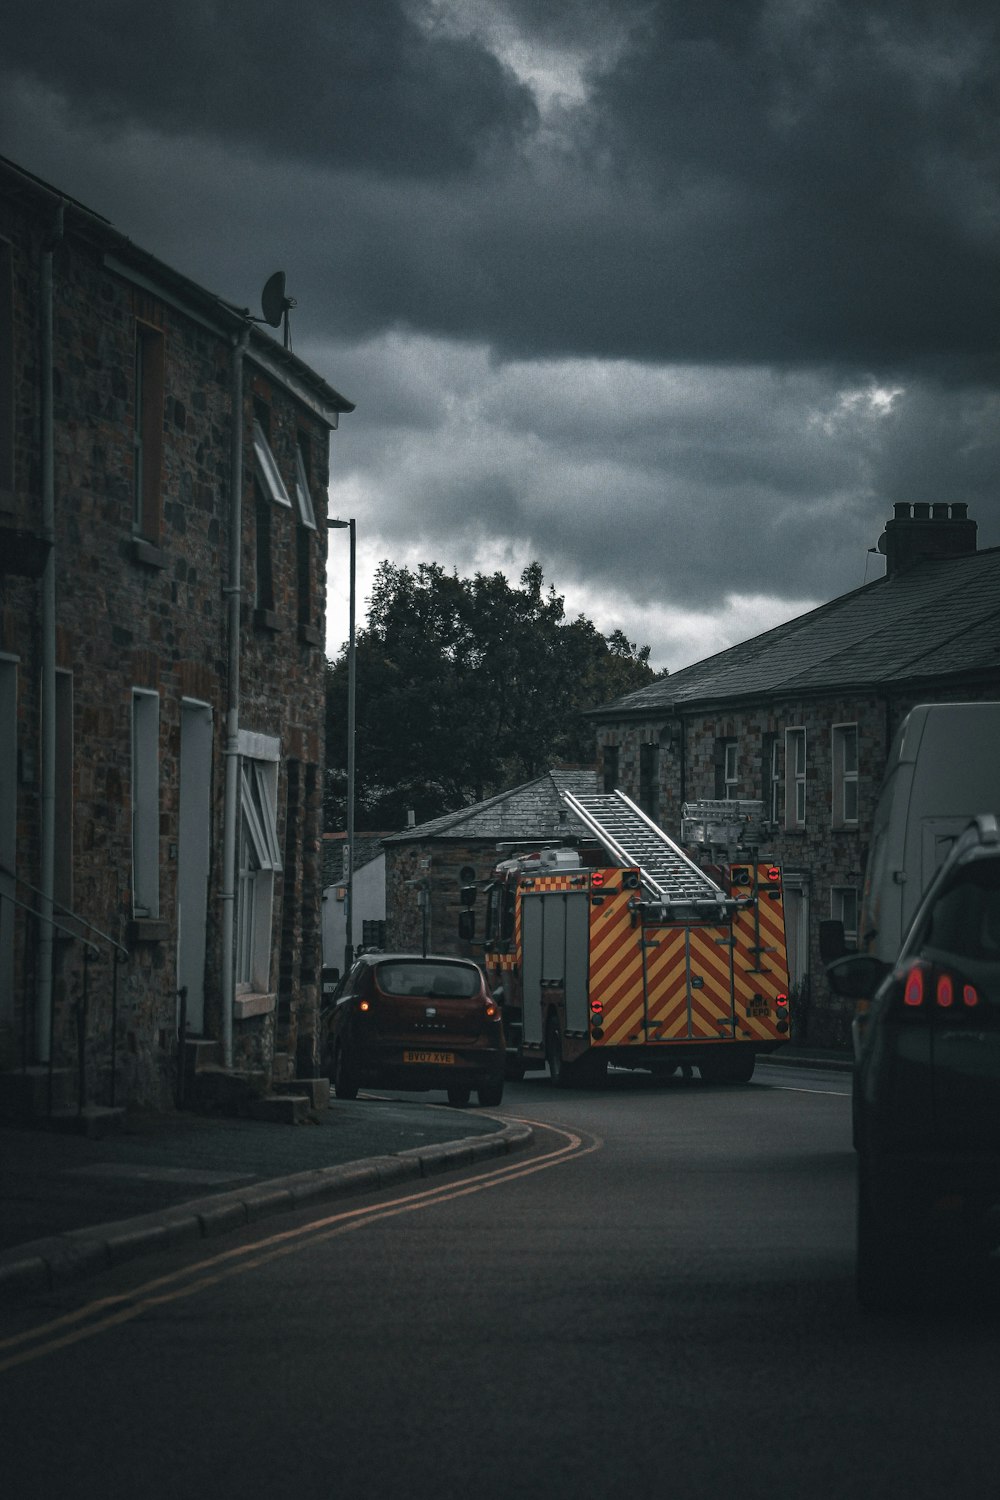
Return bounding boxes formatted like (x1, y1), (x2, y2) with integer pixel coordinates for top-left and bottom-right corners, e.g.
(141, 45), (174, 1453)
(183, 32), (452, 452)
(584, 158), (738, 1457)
(131, 689), (160, 918)
(769, 736), (781, 825)
(236, 739), (282, 994)
(253, 419), (291, 507)
(294, 445), (317, 529)
(784, 727), (806, 829)
(831, 722), (859, 828)
(831, 886), (859, 947)
(724, 740), (738, 799)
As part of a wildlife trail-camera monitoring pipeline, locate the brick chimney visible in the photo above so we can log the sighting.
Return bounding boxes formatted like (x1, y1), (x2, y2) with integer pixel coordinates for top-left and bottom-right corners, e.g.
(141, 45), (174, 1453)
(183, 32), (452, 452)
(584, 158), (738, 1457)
(877, 502), (977, 577)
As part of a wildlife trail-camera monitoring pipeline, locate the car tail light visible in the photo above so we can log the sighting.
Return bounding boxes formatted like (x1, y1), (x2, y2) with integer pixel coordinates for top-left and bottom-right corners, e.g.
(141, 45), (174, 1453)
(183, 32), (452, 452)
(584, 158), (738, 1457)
(359, 1000), (370, 1013)
(895, 961), (984, 1019)
(484, 1000), (498, 1019)
(903, 966), (925, 1007)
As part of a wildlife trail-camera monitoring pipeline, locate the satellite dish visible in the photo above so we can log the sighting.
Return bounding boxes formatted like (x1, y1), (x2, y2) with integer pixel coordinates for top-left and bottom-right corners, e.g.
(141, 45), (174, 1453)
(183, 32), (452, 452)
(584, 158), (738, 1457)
(261, 271), (288, 327)
(258, 271), (296, 349)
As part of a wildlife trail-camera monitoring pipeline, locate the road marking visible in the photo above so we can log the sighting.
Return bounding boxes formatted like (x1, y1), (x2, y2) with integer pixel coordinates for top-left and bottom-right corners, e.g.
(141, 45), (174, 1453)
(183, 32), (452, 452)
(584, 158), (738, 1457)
(0, 1117), (600, 1375)
(760, 1083), (850, 1097)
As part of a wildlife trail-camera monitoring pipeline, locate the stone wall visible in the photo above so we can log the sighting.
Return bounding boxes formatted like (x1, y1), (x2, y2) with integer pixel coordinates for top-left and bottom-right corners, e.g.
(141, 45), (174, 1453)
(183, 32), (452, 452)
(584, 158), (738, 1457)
(0, 186), (333, 1107)
(384, 840), (499, 961)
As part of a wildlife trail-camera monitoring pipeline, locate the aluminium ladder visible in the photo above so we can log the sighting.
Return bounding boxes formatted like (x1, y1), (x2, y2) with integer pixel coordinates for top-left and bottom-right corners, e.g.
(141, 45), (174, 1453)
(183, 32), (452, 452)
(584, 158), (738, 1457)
(561, 789), (741, 914)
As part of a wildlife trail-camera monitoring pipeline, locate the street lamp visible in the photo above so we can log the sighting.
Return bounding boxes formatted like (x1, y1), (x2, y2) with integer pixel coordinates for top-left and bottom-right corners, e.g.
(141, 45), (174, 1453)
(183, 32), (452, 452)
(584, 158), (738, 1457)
(327, 517), (356, 974)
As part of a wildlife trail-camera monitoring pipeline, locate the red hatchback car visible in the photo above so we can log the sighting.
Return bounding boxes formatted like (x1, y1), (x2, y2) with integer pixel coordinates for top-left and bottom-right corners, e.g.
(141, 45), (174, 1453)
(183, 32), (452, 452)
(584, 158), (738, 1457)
(321, 953), (506, 1107)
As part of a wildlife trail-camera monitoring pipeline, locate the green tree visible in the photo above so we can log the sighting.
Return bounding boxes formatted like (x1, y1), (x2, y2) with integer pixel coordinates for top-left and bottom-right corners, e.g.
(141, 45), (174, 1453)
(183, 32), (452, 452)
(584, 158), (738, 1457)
(324, 561), (663, 830)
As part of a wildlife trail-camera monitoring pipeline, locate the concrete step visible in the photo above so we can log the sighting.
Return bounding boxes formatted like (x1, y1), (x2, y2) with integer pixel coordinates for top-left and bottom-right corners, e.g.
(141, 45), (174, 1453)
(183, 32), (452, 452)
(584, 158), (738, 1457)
(183, 1066), (270, 1114)
(241, 1093), (311, 1125)
(273, 1077), (330, 1110)
(183, 1038), (224, 1074)
(47, 1105), (127, 1139)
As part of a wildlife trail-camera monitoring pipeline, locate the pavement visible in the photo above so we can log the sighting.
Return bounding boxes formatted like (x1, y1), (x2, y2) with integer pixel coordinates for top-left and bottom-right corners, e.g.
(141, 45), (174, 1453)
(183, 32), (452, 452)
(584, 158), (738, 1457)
(0, 1046), (850, 1305)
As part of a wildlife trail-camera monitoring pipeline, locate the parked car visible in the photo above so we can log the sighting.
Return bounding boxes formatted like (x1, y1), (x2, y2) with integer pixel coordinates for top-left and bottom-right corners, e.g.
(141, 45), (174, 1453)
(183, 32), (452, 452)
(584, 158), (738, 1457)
(321, 953), (506, 1107)
(827, 814), (1000, 1310)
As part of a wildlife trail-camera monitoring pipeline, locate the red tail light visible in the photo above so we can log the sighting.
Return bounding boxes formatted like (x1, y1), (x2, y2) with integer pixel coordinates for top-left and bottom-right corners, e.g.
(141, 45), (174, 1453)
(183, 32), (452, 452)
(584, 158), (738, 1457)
(590, 1000), (604, 1016)
(935, 973), (954, 1008)
(963, 984), (980, 1008)
(485, 1001), (498, 1020)
(775, 993), (788, 1008)
(903, 967), (925, 1007)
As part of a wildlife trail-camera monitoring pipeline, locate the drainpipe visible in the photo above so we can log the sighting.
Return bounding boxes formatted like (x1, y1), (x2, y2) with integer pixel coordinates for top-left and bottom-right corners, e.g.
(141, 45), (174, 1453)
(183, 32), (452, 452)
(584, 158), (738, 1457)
(37, 201), (64, 1062)
(220, 327), (248, 1069)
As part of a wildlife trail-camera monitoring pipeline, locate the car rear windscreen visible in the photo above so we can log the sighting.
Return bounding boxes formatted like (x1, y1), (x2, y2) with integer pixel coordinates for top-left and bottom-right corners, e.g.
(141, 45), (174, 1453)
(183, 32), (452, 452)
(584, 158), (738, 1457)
(926, 859), (1000, 965)
(375, 962), (481, 999)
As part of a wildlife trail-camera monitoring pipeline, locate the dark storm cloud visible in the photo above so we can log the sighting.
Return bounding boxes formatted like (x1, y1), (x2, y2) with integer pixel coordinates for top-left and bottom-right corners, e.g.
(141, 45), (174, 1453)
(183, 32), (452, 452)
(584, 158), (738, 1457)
(5, 1), (998, 379)
(4, 0), (999, 667)
(2, 0), (537, 176)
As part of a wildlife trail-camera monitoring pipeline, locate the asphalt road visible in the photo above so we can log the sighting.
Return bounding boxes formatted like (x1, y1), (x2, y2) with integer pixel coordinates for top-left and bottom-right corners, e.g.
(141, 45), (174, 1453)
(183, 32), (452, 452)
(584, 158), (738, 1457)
(2, 1062), (999, 1499)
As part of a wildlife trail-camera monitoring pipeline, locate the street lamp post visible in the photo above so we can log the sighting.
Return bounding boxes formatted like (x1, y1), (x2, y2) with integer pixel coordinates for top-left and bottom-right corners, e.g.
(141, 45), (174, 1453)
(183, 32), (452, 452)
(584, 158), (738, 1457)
(327, 517), (356, 974)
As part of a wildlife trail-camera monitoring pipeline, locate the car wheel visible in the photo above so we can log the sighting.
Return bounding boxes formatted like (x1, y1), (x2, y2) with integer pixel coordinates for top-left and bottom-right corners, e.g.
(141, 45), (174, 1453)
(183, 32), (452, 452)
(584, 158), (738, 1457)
(333, 1043), (359, 1101)
(477, 1077), (505, 1107)
(505, 1059), (526, 1082)
(447, 1083), (472, 1106)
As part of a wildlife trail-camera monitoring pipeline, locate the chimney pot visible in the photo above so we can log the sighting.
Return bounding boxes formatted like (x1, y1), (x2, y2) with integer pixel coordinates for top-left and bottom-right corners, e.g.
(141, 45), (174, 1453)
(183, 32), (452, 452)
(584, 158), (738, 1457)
(912, 503), (931, 520)
(893, 502), (910, 520)
(932, 503), (949, 520)
(952, 502), (968, 520)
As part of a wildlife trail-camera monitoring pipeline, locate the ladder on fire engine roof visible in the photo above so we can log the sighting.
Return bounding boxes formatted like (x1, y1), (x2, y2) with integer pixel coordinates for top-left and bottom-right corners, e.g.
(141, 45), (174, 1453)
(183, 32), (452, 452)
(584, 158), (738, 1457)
(561, 788), (741, 916)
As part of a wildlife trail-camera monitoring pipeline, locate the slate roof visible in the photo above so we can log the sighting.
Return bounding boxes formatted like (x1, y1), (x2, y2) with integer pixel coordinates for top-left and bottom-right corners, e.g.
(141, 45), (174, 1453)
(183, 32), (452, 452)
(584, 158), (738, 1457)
(592, 546), (1000, 720)
(322, 833), (391, 888)
(382, 767), (599, 845)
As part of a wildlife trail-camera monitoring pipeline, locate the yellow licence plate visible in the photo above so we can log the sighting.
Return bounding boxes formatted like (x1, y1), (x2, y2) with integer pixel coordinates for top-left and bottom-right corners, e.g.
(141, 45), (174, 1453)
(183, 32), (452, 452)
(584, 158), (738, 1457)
(403, 1049), (455, 1065)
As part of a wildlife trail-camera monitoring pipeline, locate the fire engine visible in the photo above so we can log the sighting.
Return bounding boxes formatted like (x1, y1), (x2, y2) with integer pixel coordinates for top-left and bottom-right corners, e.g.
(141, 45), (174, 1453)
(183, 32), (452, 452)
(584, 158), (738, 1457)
(482, 790), (790, 1085)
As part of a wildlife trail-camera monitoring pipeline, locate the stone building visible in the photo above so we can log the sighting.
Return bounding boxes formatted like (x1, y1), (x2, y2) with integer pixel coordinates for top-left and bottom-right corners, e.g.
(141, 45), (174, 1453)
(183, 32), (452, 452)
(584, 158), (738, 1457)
(383, 769), (599, 959)
(0, 155), (353, 1112)
(589, 504), (1000, 1048)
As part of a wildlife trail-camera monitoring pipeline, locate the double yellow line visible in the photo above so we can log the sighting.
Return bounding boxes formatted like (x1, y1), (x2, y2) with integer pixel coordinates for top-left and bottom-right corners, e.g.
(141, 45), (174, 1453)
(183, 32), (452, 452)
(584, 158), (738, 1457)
(0, 1118), (601, 1375)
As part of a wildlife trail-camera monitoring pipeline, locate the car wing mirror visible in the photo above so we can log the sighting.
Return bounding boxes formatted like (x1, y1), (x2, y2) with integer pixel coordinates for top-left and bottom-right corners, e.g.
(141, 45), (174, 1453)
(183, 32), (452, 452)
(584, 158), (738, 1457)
(826, 953), (891, 999)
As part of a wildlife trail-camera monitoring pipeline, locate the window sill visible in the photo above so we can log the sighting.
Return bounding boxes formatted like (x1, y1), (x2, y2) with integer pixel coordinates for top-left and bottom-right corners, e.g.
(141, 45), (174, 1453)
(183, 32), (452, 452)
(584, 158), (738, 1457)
(254, 607), (281, 633)
(131, 538), (166, 569)
(129, 918), (170, 943)
(234, 991), (276, 1020)
(297, 623), (323, 647)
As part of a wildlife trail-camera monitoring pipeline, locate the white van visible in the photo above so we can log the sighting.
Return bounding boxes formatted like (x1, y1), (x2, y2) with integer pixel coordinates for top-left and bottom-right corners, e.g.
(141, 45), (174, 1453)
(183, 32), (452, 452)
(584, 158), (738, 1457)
(858, 701), (1000, 967)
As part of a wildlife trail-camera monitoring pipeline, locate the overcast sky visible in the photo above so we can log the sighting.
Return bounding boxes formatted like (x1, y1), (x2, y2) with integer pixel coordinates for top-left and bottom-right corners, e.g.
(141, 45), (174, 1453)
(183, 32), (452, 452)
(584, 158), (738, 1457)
(4, 0), (999, 670)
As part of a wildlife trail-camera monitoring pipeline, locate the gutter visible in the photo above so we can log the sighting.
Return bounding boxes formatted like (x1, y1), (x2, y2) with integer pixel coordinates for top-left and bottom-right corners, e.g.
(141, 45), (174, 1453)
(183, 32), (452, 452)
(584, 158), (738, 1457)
(219, 328), (249, 1069)
(36, 199), (64, 1062)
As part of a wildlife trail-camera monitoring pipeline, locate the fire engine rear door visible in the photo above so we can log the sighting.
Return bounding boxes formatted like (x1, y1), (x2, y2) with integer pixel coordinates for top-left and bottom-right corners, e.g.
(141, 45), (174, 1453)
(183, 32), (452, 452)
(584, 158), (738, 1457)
(521, 890), (590, 1044)
(643, 922), (737, 1040)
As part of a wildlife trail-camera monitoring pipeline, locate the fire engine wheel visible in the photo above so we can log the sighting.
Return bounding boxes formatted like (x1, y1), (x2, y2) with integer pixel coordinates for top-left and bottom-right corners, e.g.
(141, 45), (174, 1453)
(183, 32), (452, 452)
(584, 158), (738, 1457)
(333, 1044), (359, 1101)
(545, 1016), (571, 1089)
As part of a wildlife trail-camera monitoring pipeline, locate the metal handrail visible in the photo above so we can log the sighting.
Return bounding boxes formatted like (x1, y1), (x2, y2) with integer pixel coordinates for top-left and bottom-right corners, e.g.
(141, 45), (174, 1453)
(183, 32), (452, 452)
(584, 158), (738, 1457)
(0, 864), (129, 1111)
(0, 862), (128, 956)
